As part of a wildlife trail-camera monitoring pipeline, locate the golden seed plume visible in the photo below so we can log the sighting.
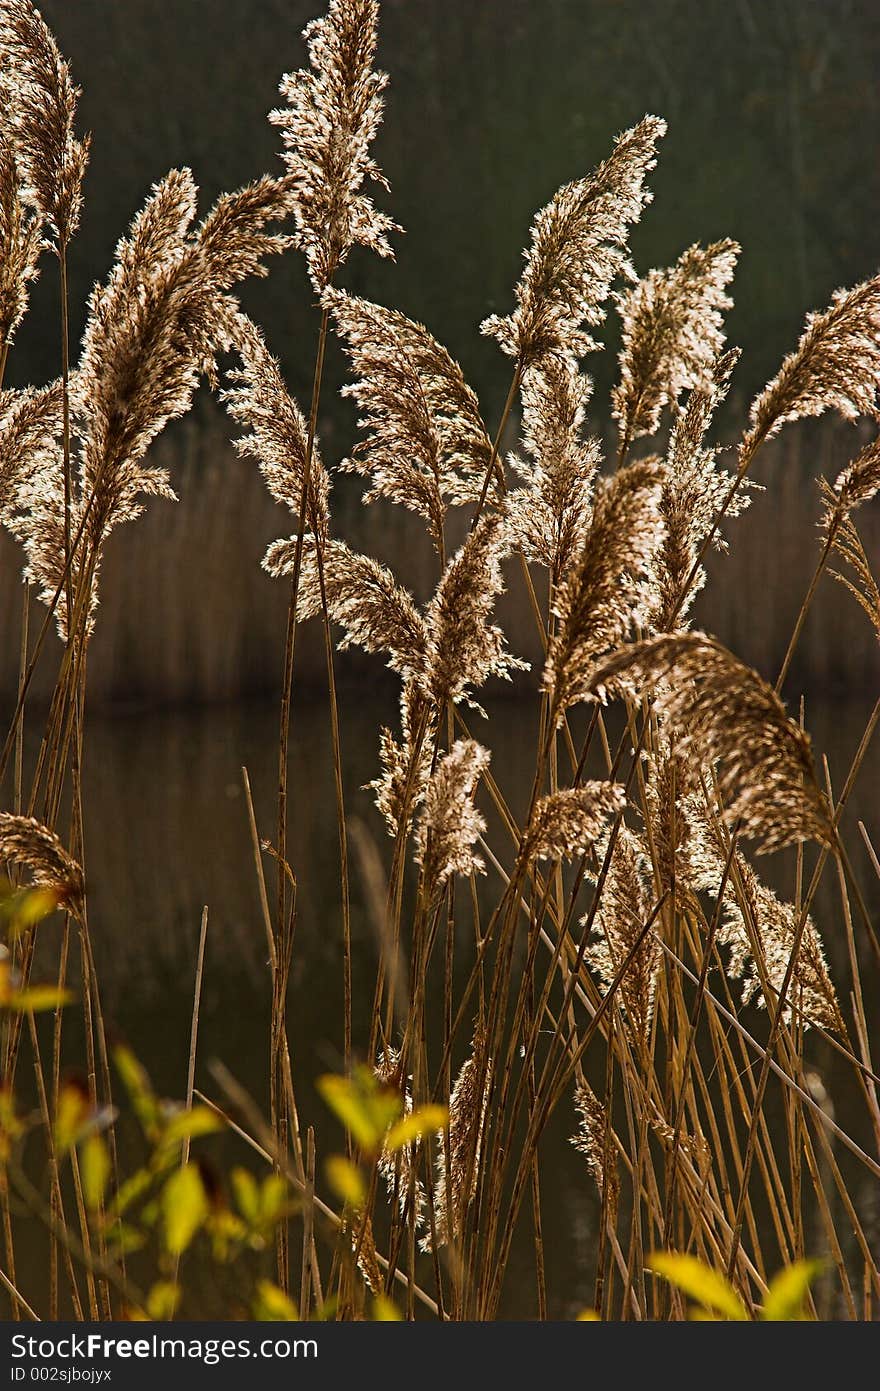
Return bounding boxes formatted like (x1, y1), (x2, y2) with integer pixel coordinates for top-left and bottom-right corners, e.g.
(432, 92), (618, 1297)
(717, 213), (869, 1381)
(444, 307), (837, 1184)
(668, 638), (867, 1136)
(326, 288), (493, 553)
(0, 380), (61, 517)
(720, 854), (843, 1034)
(0, 119), (42, 349)
(13, 168), (290, 638)
(744, 276), (880, 451)
(826, 509), (880, 642)
(368, 681), (434, 839)
(0, 812), (84, 917)
(414, 740), (490, 899)
(482, 116), (665, 371)
(544, 457), (665, 719)
(612, 239), (739, 445)
(264, 533), (428, 682)
(585, 633), (833, 854)
(585, 827), (659, 1048)
(0, 0), (90, 252)
(651, 349), (748, 631)
(572, 1083), (618, 1206)
(224, 316), (331, 539)
(507, 357), (601, 585)
(422, 1028), (491, 1251)
(270, 0), (399, 292)
(821, 436), (880, 521)
(374, 1047), (426, 1229)
(422, 512), (526, 713)
(525, 782), (625, 862)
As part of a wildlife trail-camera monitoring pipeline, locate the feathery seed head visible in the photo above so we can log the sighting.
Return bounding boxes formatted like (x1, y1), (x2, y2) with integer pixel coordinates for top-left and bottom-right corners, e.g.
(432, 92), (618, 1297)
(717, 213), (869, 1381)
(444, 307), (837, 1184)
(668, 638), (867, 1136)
(270, 0), (398, 291)
(544, 457), (666, 719)
(526, 782), (625, 862)
(482, 116), (665, 371)
(613, 238), (739, 443)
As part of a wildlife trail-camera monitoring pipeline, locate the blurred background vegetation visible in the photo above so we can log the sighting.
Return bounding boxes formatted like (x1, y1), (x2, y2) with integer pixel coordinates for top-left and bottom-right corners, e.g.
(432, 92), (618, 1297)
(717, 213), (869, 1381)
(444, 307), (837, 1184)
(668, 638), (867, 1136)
(2, 0), (880, 703)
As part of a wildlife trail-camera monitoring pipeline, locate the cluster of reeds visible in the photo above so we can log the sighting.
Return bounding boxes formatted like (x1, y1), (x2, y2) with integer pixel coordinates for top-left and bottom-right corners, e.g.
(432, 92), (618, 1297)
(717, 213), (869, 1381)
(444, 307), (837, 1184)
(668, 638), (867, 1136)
(1, 0), (880, 1321)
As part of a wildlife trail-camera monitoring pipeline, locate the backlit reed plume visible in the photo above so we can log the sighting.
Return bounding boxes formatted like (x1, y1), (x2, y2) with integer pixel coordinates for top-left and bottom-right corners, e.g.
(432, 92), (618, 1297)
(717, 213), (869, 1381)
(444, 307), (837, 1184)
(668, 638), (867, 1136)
(265, 533), (427, 681)
(224, 316), (331, 538)
(721, 855), (843, 1033)
(482, 116), (665, 371)
(744, 275), (880, 452)
(613, 239), (739, 446)
(270, 0), (398, 293)
(507, 357), (600, 586)
(369, 681), (434, 838)
(0, 380), (60, 515)
(0, 811), (83, 916)
(585, 827), (658, 1049)
(12, 168), (290, 637)
(0, 119), (42, 353)
(826, 510), (880, 642)
(652, 350), (747, 630)
(544, 458), (665, 719)
(326, 289), (493, 553)
(819, 436), (880, 534)
(572, 1082), (617, 1205)
(422, 512), (525, 712)
(414, 740), (489, 899)
(641, 742), (716, 906)
(422, 1028), (491, 1251)
(0, 0), (89, 254)
(585, 633), (833, 853)
(525, 782), (625, 862)
(375, 1046), (425, 1227)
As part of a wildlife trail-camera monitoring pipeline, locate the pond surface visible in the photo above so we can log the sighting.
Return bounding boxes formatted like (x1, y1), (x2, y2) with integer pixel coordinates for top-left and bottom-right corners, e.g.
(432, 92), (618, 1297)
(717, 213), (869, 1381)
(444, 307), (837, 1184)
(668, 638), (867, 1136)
(10, 686), (880, 1318)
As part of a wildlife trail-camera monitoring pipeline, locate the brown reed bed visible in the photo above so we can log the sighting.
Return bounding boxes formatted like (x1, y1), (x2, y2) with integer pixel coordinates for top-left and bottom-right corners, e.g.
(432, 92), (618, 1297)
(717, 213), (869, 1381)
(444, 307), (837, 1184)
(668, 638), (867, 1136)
(1, 0), (879, 1322)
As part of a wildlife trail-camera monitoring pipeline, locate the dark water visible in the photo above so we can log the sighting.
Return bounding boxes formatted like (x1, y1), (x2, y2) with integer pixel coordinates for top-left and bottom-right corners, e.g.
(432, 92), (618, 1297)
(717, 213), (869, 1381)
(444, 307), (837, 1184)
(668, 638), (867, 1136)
(11, 686), (880, 1318)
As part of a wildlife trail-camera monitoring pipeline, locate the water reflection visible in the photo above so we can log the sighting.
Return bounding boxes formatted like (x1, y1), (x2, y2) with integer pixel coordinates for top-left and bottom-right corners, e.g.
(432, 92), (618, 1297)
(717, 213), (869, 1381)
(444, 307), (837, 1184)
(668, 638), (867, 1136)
(13, 687), (880, 1317)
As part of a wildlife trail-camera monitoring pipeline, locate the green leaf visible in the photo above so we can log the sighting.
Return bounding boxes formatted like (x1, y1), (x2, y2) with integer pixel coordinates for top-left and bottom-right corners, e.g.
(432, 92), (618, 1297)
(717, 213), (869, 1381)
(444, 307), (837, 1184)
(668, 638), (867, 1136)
(54, 1082), (90, 1155)
(648, 1251), (748, 1321)
(157, 1105), (223, 1154)
(761, 1260), (822, 1321)
(113, 1045), (160, 1137)
(231, 1167), (261, 1224)
(325, 1155), (366, 1209)
(80, 1134), (110, 1211)
(9, 985), (73, 1013)
(146, 1280), (181, 1320)
(259, 1173), (290, 1224)
(371, 1293), (402, 1321)
(385, 1104), (448, 1154)
(253, 1279), (299, 1321)
(318, 1068), (402, 1153)
(161, 1163), (208, 1255)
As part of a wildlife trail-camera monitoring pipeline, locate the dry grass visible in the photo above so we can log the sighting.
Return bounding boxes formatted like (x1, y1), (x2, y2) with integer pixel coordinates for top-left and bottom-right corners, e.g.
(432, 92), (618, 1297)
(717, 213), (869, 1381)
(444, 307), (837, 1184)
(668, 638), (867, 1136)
(1, 0), (879, 1324)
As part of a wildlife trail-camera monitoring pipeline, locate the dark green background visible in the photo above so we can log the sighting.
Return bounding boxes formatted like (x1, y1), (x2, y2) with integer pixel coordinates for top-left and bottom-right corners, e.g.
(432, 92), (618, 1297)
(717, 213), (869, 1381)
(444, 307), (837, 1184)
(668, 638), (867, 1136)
(11, 0), (880, 420)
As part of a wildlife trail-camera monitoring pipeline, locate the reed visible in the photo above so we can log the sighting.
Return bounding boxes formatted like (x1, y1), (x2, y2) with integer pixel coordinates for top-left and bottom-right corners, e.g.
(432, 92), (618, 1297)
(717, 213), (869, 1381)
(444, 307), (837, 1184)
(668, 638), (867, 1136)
(1, 0), (879, 1323)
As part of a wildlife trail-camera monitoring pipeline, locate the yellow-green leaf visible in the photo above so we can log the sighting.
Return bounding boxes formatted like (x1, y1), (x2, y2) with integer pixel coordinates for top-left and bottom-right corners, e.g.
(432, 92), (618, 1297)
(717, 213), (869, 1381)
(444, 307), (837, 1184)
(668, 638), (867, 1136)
(231, 1167), (260, 1224)
(147, 1281), (181, 1320)
(648, 1251), (748, 1321)
(54, 1082), (90, 1155)
(576, 1309), (601, 1321)
(161, 1163), (208, 1255)
(384, 1104), (448, 1154)
(9, 985), (73, 1013)
(158, 1105), (223, 1154)
(761, 1260), (822, 1321)
(372, 1293), (402, 1321)
(81, 1134), (110, 1211)
(113, 1046), (160, 1137)
(318, 1068), (402, 1153)
(325, 1155), (366, 1209)
(253, 1279), (299, 1321)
